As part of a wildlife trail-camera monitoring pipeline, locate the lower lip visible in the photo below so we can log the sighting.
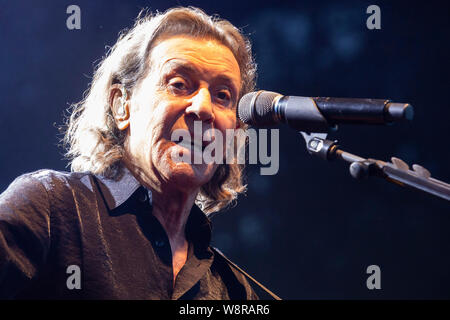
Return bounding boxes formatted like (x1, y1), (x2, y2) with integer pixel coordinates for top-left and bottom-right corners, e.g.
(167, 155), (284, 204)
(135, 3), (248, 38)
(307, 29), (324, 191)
(175, 142), (204, 154)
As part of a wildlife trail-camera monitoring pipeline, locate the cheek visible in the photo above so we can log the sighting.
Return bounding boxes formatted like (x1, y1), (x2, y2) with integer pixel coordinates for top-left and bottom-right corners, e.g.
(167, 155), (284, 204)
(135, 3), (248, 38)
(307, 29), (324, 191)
(129, 109), (153, 141)
(153, 98), (188, 132)
(133, 97), (184, 138)
(214, 110), (237, 132)
(171, 116), (189, 133)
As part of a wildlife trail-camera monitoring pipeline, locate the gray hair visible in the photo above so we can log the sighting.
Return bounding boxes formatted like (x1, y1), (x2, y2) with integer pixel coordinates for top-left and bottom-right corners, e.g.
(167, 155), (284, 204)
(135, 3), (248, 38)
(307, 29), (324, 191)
(63, 7), (257, 214)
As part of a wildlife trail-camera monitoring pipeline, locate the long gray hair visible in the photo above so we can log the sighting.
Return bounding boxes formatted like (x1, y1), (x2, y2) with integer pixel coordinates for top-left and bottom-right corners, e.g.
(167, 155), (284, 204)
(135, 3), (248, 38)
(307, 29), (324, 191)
(63, 7), (257, 214)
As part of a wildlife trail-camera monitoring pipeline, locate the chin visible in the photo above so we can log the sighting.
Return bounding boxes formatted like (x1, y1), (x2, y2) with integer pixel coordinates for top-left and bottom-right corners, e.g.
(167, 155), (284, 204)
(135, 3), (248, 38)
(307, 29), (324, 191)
(161, 151), (217, 191)
(167, 166), (215, 193)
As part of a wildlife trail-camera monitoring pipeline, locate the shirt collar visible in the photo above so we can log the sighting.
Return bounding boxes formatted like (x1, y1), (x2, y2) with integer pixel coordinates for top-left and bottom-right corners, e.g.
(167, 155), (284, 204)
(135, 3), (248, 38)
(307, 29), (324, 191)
(94, 167), (146, 211)
(94, 167), (212, 249)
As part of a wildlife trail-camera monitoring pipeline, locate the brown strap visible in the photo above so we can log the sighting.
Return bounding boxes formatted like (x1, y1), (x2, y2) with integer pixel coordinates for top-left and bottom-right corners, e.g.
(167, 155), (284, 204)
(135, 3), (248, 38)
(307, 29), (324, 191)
(212, 247), (282, 300)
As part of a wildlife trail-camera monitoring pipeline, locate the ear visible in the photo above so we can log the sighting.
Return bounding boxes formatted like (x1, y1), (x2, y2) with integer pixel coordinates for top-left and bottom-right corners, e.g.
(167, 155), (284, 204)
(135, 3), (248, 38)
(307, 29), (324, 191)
(109, 84), (130, 131)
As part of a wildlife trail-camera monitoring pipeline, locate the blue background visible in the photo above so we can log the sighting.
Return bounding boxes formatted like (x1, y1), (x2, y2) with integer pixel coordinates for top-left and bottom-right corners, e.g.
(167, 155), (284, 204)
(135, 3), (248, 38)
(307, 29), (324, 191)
(0, 0), (449, 299)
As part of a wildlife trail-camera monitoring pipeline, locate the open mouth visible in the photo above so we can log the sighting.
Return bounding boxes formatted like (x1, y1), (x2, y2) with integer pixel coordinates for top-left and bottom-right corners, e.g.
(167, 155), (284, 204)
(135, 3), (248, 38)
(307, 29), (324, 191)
(174, 139), (206, 153)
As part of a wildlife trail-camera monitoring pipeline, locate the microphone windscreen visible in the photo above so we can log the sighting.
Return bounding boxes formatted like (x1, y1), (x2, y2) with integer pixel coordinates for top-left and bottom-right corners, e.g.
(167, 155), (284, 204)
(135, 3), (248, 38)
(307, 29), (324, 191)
(237, 91), (257, 124)
(238, 91), (281, 126)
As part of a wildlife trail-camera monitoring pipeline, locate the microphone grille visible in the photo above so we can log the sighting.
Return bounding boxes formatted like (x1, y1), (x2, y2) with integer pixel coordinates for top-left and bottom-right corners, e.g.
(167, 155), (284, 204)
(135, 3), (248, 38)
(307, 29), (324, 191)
(238, 91), (281, 126)
(237, 92), (256, 124)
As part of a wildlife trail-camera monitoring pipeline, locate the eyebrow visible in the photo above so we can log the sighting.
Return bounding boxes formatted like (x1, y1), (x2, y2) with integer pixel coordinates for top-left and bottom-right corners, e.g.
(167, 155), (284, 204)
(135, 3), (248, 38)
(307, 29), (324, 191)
(161, 60), (197, 78)
(160, 60), (239, 96)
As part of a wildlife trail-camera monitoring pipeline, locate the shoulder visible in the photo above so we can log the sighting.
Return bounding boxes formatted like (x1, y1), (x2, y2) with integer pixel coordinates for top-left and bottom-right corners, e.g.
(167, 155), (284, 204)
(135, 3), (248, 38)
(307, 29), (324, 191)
(24, 169), (93, 189)
(25, 169), (94, 190)
(1, 169), (96, 207)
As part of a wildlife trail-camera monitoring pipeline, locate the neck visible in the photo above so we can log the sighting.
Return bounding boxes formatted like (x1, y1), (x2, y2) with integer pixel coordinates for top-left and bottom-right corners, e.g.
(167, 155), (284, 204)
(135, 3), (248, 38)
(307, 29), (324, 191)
(151, 187), (198, 240)
(123, 161), (198, 241)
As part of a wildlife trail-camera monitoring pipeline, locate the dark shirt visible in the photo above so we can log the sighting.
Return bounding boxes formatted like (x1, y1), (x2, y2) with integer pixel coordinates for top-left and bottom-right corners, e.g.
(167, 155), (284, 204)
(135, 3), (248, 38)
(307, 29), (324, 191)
(0, 168), (258, 299)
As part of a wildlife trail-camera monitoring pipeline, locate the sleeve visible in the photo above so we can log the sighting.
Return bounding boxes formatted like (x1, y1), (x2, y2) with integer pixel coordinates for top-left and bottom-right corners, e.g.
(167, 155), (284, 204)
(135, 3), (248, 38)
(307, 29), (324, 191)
(0, 173), (51, 298)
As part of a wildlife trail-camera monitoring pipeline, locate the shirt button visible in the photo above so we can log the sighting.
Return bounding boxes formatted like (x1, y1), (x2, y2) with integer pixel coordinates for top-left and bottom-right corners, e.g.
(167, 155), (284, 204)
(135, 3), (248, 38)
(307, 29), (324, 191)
(155, 240), (165, 248)
(138, 192), (148, 203)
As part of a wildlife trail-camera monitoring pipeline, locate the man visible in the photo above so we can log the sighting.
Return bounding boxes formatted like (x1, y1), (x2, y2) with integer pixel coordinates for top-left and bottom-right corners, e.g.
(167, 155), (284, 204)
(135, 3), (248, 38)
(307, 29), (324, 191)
(0, 7), (260, 299)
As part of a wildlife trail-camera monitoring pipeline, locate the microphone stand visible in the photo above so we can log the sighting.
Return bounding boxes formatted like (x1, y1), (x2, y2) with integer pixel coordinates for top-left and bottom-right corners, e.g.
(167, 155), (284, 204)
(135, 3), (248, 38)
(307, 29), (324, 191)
(300, 132), (450, 201)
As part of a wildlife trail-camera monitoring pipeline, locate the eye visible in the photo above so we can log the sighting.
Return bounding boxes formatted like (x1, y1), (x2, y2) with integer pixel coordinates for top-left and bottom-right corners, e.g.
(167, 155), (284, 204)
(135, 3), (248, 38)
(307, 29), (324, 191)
(168, 77), (189, 94)
(215, 88), (232, 105)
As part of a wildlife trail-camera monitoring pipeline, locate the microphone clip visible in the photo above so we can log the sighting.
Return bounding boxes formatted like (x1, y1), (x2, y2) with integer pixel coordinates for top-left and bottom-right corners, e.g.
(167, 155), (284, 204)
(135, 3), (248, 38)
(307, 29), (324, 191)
(300, 132), (339, 161)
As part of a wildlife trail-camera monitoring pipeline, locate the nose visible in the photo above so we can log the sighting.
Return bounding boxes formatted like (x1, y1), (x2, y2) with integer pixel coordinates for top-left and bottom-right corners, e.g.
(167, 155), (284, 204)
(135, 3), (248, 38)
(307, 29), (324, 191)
(186, 87), (215, 123)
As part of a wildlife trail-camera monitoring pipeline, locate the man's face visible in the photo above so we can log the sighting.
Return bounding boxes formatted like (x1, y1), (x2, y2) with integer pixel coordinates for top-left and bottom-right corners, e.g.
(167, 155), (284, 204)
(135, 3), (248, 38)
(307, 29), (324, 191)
(123, 36), (241, 192)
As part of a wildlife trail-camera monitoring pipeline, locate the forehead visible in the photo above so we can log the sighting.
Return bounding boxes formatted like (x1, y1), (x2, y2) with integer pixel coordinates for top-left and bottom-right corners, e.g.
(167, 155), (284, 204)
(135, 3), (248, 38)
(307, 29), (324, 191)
(149, 36), (241, 86)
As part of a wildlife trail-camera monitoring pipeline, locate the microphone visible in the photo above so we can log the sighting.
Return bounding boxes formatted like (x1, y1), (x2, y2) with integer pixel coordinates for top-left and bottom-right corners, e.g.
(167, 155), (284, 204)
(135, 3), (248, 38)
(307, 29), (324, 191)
(238, 90), (414, 132)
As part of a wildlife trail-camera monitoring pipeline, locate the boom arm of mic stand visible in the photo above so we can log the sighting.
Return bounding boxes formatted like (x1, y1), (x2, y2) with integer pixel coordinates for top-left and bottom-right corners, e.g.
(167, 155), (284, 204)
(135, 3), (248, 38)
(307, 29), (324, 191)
(300, 132), (450, 201)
